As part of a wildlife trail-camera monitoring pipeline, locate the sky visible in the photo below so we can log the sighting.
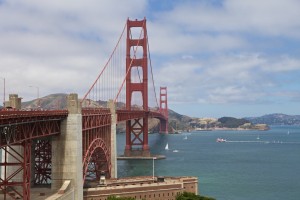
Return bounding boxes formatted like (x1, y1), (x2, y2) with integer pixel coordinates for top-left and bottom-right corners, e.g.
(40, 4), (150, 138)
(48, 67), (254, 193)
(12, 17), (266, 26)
(1, 0), (300, 118)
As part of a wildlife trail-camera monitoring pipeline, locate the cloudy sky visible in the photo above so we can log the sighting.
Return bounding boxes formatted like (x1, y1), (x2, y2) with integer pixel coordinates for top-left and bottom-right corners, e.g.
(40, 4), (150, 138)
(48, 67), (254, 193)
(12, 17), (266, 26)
(1, 0), (300, 118)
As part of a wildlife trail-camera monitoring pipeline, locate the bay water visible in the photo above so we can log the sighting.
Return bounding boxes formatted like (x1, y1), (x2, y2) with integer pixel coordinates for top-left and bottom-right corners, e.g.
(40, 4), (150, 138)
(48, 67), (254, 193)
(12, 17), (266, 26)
(117, 125), (300, 200)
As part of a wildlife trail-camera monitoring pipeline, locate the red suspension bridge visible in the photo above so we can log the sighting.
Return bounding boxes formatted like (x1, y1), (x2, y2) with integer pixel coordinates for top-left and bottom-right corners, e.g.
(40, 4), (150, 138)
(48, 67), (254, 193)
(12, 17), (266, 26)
(0, 18), (168, 200)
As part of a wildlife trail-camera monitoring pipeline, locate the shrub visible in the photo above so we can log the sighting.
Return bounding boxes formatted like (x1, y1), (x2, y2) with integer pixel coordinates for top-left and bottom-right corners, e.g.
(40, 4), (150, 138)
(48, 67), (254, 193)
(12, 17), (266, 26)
(176, 192), (216, 200)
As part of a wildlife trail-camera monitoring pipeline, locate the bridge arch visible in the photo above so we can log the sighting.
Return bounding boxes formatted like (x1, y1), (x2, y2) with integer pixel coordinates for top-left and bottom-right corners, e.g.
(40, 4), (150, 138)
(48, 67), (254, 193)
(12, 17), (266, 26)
(83, 138), (111, 182)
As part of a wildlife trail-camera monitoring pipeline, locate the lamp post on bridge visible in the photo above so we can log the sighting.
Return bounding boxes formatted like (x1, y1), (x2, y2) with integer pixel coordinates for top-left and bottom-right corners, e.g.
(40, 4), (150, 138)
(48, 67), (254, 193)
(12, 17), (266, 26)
(29, 85), (40, 108)
(0, 77), (5, 107)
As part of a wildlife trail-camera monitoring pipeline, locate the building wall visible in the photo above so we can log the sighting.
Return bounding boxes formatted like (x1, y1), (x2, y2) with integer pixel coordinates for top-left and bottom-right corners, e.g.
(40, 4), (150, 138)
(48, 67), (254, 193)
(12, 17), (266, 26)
(182, 178), (199, 194)
(84, 176), (198, 200)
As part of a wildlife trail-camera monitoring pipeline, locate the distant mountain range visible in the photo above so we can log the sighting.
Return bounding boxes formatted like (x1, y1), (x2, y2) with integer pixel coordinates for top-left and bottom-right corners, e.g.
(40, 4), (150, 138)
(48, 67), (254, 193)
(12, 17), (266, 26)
(245, 113), (300, 125)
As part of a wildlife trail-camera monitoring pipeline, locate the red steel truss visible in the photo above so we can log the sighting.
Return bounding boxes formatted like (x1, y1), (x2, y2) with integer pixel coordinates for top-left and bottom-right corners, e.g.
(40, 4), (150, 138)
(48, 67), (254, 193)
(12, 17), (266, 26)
(125, 18), (149, 154)
(0, 141), (31, 200)
(82, 109), (112, 182)
(0, 110), (68, 147)
(81, 107), (168, 181)
(0, 110), (67, 199)
(159, 87), (168, 133)
(82, 138), (111, 181)
(34, 139), (52, 184)
(0, 107), (166, 197)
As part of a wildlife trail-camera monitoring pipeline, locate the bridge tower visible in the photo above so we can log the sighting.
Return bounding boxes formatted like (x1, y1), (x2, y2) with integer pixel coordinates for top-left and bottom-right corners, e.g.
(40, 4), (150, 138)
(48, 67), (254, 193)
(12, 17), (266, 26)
(124, 18), (150, 157)
(159, 87), (168, 133)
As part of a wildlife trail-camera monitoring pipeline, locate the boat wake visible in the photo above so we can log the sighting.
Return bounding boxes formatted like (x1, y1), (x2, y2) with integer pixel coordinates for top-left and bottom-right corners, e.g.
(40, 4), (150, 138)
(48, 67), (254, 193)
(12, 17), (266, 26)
(226, 140), (300, 144)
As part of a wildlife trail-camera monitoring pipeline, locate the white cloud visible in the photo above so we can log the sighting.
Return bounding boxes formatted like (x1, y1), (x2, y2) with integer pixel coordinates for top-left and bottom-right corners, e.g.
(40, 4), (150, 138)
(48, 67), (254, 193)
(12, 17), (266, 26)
(155, 53), (300, 105)
(262, 56), (300, 72)
(148, 21), (246, 55)
(0, 0), (147, 101)
(0, 0), (299, 117)
(157, 0), (300, 37)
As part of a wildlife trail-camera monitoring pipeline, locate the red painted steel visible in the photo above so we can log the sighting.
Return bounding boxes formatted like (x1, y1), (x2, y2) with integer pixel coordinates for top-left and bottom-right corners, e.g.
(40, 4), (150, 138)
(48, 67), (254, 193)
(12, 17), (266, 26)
(0, 110), (67, 199)
(82, 138), (111, 181)
(82, 108), (112, 182)
(0, 142), (31, 200)
(0, 107), (167, 195)
(125, 18), (149, 153)
(23, 141), (31, 200)
(0, 110), (68, 147)
(34, 140), (52, 184)
(159, 87), (168, 133)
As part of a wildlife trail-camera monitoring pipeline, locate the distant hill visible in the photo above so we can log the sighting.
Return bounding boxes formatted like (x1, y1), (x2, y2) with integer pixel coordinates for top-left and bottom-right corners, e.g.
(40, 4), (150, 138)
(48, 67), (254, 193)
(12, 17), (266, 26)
(167, 109), (193, 132)
(218, 117), (250, 128)
(22, 93), (68, 110)
(245, 113), (300, 125)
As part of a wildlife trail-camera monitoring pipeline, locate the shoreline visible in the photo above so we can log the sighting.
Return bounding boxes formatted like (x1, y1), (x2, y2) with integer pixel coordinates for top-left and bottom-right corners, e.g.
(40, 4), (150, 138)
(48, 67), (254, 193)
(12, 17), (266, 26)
(194, 127), (269, 131)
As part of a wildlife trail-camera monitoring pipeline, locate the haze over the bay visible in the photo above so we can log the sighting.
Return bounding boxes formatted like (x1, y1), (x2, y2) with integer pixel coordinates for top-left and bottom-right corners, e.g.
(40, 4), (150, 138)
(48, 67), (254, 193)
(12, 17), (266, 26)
(1, 0), (300, 118)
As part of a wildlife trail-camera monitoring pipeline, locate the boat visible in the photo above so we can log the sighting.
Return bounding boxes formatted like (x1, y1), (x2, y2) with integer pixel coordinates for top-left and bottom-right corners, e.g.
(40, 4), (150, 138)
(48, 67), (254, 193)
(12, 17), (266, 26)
(257, 135), (260, 140)
(165, 143), (169, 150)
(287, 130), (290, 135)
(216, 138), (226, 143)
(183, 135), (188, 140)
(173, 150), (179, 153)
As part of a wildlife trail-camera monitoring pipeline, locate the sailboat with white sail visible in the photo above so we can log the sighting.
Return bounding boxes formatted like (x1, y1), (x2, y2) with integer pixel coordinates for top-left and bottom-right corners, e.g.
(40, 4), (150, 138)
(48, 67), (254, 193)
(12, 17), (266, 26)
(165, 143), (169, 150)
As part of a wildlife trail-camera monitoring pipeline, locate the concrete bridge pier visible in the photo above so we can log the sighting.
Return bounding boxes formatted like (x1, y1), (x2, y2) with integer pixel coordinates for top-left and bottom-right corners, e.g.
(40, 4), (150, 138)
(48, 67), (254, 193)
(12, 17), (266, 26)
(108, 100), (117, 178)
(51, 93), (83, 200)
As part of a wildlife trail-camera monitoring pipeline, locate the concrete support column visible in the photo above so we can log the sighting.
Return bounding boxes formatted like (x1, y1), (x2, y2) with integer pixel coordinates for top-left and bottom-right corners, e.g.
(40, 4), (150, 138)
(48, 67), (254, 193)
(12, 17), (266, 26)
(108, 100), (117, 178)
(51, 93), (83, 200)
(8, 94), (22, 109)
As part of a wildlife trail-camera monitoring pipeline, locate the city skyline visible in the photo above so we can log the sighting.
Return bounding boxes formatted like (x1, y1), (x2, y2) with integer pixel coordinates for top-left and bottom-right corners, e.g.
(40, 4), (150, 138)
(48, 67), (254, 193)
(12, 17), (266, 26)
(1, 0), (300, 118)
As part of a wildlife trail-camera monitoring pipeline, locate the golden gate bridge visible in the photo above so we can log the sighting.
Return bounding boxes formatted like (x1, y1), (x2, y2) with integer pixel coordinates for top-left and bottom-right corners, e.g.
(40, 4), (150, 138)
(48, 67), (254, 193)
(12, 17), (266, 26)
(0, 18), (168, 199)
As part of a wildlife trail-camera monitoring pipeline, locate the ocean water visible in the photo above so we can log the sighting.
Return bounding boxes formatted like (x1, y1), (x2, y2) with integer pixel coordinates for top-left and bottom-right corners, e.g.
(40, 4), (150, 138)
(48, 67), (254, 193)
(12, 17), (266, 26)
(117, 125), (300, 200)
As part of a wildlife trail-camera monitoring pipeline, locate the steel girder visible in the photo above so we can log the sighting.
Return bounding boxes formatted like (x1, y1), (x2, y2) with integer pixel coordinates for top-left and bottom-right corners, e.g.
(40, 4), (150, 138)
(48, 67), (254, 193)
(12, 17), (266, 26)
(0, 110), (68, 125)
(127, 119), (143, 146)
(34, 139), (51, 184)
(82, 109), (112, 181)
(82, 138), (111, 182)
(0, 141), (31, 200)
(0, 114), (67, 147)
(0, 110), (67, 199)
(82, 109), (111, 131)
(117, 109), (167, 122)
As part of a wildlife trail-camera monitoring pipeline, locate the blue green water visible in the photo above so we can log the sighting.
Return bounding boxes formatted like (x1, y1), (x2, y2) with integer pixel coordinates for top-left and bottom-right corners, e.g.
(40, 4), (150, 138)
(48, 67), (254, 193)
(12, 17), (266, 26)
(117, 126), (300, 200)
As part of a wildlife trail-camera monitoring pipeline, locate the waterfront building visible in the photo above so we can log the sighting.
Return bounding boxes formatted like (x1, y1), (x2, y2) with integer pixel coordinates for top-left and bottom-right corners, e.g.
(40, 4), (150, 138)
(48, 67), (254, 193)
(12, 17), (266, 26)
(84, 176), (198, 200)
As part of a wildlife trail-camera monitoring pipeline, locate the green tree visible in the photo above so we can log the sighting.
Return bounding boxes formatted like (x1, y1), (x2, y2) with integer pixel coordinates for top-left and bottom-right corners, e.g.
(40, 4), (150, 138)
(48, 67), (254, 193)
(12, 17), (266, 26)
(107, 196), (135, 200)
(176, 192), (216, 200)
